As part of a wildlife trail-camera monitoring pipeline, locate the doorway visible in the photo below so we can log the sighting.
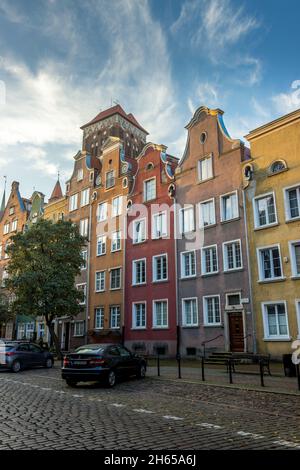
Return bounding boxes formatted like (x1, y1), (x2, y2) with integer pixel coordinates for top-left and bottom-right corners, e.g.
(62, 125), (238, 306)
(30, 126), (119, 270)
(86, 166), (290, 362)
(228, 312), (244, 352)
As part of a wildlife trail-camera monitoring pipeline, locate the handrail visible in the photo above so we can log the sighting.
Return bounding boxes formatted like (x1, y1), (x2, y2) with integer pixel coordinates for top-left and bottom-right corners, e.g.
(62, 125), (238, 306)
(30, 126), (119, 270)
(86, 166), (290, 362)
(201, 334), (223, 359)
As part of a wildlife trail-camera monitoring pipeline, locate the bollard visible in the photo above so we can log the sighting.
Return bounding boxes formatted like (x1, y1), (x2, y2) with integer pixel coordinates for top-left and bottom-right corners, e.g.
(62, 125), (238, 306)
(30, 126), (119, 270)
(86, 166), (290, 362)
(259, 360), (265, 387)
(228, 359), (233, 384)
(157, 354), (160, 377)
(296, 364), (300, 391)
(201, 356), (205, 381)
(176, 354), (182, 379)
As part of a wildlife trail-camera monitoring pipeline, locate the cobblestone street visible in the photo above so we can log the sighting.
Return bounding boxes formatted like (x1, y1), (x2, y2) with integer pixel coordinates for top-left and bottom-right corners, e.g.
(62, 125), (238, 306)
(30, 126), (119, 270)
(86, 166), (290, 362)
(0, 365), (299, 450)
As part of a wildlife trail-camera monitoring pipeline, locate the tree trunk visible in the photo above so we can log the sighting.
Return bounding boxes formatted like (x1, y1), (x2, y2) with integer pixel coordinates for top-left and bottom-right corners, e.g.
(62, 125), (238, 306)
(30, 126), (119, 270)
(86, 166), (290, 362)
(46, 320), (62, 360)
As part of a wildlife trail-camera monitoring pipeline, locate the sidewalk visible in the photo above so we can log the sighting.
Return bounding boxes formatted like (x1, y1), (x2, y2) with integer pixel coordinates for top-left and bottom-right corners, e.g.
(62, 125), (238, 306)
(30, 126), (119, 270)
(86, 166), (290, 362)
(147, 360), (300, 396)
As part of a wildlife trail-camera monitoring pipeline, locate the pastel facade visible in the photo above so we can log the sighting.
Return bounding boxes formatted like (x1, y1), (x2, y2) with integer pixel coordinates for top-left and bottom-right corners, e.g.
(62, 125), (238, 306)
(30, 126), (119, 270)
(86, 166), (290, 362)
(175, 107), (253, 356)
(124, 143), (178, 356)
(244, 109), (300, 358)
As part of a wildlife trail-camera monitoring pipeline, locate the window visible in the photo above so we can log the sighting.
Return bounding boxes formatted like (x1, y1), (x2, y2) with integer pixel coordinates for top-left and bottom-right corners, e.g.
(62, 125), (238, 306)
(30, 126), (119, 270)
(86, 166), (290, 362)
(81, 250), (87, 270)
(269, 160), (286, 175)
(221, 192), (239, 222)
(285, 185), (300, 220)
(201, 245), (218, 275)
(95, 307), (104, 329)
(97, 202), (108, 222)
(133, 218), (146, 244)
(289, 241), (300, 277)
(9, 207), (14, 216)
(153, 254), (168, 282)
(133, 259), (146, 285)
(25, 322), (35, 340)
(226, 293), (242, 308)
(152, 212), (167, 239)
(180, 251), (196, 278)
(3, 223), (9, 234)
(106, 170), (115, 189)
(144, 178), (156, 202)
(11, 220), (18, 232)
(296, 301), (300, 339)
(77, 284), (86, 305)
(74, 321), (84, 337)
(198, 155), (213, 181)
(254, 193), (277, 228)
(203, 296), (221, 325)
(257, 245), (283, 281)
(77, 168), (83, 181)
(79, 218), (89, 237)
(4, 243), (9, 259)
(0, 245), (2, 260)
(111, 231), (121, 252)
(153, 300), (168, 328)
(110, 306), (120, 329)
(112, 196), (122, 217)
(38, 323), (45, 339)
(97, 235), (106, 256)
(110, 268), (121, 290)
(80, 188), (90, 207)
(132, 303), (146, 329)
(223, 240), (242, 271)
(95, 271), (105, 292)
(262, 302), (289, 339)
(182, 298), (198, 327)
(199, 199), (215, 227)
(179, 206), (194, 234)
(69, 193), (78, 212)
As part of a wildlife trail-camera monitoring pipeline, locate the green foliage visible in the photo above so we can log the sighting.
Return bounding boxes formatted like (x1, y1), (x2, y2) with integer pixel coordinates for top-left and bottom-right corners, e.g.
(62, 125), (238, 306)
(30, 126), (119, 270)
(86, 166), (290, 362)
(6, 219), (86, 324)
(0, 291), (12, 324)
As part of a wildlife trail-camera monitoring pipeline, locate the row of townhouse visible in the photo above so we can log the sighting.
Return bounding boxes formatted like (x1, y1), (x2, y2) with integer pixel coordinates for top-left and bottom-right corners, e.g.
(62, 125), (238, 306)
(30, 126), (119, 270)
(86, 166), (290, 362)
(0, 104), (299, 359)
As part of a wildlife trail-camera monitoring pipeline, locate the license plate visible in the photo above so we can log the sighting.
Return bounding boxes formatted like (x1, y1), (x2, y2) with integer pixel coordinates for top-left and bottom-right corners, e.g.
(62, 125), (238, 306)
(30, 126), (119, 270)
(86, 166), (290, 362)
(73, 360), (87, 365)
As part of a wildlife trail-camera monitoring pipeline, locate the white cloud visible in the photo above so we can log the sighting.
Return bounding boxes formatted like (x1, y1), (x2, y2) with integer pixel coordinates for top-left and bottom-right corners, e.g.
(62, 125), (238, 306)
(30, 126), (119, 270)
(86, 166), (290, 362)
(272, 80), (300, 114)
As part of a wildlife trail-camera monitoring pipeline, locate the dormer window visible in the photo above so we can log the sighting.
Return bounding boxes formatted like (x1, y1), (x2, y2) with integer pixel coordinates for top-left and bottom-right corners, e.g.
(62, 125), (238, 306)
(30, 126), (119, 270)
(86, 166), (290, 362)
(269, 160), (287, 175)
(77, 169), (83, 181)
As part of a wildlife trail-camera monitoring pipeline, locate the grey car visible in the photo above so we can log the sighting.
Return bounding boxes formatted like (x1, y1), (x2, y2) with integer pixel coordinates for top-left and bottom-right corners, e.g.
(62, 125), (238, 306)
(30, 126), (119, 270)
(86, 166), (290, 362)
(0, 341), (54, 373)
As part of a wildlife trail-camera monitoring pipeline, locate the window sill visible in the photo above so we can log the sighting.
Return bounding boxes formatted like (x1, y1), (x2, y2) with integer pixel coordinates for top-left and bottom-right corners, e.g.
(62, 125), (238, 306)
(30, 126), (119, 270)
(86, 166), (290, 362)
(110, 288), (121, 291)
(132, 241), (147, 246)
(197, 176), (214, 185)
(263, 337), (291, 342)
(220, 217), (240, 225)
(132, 283), (147, 287)
(258, 277), (286, 284)
(291, 276), (300, 280)
(95, 290), (105, 293)
(286, 217), (300, 224)
(73, 335), (84, 338)
(182, 325), (199, 329)
(200, 223), (217, 230)
(224, 267), (244, 274)
(111, 249), (122, 253)
(254, 222), (279, 231)
(96, 253), (106, 257)
(180, 276), (197, 281)
(203, 324), (223, 328)
(131, 327), (146, 331)
(152, 279), (169, 284)
(201, 272), (219, 277)
(152, 327), (169, 330)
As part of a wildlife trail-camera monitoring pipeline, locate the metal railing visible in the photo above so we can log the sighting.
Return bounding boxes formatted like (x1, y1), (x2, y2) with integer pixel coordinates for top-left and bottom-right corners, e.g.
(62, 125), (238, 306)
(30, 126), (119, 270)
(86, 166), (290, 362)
(201, 333), (223, 359)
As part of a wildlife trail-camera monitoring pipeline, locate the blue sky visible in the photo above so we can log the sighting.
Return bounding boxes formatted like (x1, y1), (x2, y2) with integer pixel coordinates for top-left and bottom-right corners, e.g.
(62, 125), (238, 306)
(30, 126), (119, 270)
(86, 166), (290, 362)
(0, 0), (300, 199)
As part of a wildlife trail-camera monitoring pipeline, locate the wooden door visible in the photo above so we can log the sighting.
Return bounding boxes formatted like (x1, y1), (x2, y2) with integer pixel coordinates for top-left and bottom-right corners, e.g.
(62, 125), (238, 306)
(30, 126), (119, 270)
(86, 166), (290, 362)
(228, 313), (244, 352)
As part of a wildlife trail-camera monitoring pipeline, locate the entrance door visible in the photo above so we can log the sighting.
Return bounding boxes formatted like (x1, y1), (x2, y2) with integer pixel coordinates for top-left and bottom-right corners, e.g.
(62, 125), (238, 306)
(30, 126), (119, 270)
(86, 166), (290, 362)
(64, 322), (70, 351)
(228, 313), (244, 352)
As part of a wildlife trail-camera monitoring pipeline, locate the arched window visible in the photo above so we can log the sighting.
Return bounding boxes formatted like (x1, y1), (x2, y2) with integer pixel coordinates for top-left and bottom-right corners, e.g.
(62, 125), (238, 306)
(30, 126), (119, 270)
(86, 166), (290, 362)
(269, 160), (287, 175)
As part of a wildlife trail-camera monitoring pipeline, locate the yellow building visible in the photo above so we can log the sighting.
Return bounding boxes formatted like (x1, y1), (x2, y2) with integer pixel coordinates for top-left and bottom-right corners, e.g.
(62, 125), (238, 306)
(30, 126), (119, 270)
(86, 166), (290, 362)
(44, 179), (67, 222)
(244, 109), (300, 358)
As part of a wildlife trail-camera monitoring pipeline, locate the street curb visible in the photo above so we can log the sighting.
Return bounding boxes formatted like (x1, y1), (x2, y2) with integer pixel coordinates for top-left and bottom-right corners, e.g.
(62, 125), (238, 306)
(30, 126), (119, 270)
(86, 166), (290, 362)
(149, 375), (300, 397)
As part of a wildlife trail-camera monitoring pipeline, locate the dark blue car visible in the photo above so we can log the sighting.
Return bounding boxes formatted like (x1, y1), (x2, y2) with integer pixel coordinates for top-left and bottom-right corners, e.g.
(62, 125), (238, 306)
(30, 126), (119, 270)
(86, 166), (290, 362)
(0, 341), (54, 372)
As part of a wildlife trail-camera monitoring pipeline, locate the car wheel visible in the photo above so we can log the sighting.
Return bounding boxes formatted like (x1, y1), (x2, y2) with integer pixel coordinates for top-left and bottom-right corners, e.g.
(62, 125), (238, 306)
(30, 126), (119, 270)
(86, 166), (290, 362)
(66, 379), (77, 387)
(136, 364), (146, 379)
(44, 358), (53, 369)
(12, 360), (22, 373)
(106, 369), (116, 388)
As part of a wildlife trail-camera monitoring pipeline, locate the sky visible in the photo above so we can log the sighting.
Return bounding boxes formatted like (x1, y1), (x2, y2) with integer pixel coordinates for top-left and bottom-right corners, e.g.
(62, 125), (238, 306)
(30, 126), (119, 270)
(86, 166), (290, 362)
(0, 0), (300, 200)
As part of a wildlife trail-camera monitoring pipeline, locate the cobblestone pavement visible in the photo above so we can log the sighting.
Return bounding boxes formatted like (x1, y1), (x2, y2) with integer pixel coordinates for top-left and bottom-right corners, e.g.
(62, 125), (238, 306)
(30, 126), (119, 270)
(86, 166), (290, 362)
(0, 365), (299, 450)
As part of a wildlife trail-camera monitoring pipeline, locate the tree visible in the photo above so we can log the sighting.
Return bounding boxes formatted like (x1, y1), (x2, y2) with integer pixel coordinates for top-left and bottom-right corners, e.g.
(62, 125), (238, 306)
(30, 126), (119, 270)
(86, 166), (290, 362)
(0, 290), (12, 336)
(6, 219), (86, 357)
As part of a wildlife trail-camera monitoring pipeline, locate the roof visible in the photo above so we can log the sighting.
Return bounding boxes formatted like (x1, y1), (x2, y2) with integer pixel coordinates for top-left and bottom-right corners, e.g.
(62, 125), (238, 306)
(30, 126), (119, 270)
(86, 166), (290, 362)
(49, 180), (63, 202)
(80, 104), (149, 134)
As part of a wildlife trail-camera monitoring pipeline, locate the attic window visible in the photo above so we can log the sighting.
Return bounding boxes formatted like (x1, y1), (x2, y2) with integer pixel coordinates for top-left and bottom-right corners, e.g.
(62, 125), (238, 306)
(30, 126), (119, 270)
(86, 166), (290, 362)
(200, 132), (207, 145)
(269, 160), (287, 175)
(9, 207), (15, 216)
(146, 162), (154, 171)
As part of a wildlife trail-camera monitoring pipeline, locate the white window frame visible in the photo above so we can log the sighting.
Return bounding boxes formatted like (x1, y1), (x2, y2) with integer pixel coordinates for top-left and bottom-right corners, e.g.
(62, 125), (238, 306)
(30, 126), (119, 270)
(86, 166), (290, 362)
(203, 295), (221, 326)
(112, 195), (123, 217)
(95, 307), (104, 330)
(96, 235), (106, 256)
(253, 191), (278, 229)
(110, 268), (122, 290)
(77, 168), (83, 181)
(106, 170), (115, 189)
(225, 292), (242, 309)
(284, 183), (300, 222)
(111, 230), (121, 252)
(3, 222), (9, 234)
(132, 301), (147, 330)
(11, 219), (18, 232)
(220, 190), (239, 222)
(198, 154), (213, 182)
(179, 205), (195, 234)
(295, 300), (300, 339)
(95, 270), (105, 292)
(180, 250), (196, 279)
(199, 198), (216, 228)
(79, 218), (89, 237)
(182, 297), (198, 327)
(153, 299), (169, 329)
(76, 283), (87, 305)
(74, 321), (84, 337)
(133, 218), (147, 244)
(132, 258), (146, 286)
(289, 240), (300, 278)
(97, 202), (108, 222)
(201, 244), (219, 275)
(223, 239), (243, 272)
(69, 193), (78, 212)
(80, 188), (90, 207)
(143, 177), (156, 202)
(110, 305), (121, 329)
(152, 211), (168, 239)
(262, 301), (290, 340)
(81, 249), (88, 270)
(257, 244), (284, 282)
(152, 253), (168, 282)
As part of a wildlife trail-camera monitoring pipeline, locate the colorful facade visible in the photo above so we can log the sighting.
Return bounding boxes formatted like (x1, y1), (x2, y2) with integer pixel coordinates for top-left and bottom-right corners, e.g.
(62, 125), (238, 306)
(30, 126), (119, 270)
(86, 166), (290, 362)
(124, 143), (178, 356)
(244, 109), (300, 358)
(175, 107), (253, 356)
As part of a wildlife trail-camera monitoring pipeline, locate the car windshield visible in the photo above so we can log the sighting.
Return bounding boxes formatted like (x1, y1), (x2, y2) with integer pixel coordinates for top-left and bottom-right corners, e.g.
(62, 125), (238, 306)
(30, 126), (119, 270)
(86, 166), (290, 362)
(75, 345), (105, 354)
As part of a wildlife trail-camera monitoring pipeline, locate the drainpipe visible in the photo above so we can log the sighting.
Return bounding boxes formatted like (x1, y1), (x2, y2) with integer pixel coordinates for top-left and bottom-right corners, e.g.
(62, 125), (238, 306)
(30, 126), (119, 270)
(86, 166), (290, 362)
(122, 195), (127, 346)
(86, 200), (93, 345)
(171, 193), (180, 356)
(242, 188), (257, 353)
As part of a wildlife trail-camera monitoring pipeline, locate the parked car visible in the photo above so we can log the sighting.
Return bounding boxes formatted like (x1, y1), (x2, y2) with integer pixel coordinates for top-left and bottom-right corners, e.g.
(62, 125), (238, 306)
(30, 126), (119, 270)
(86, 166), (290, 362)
(62, 343), (147, 387)
(0, 341), (54, 373)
